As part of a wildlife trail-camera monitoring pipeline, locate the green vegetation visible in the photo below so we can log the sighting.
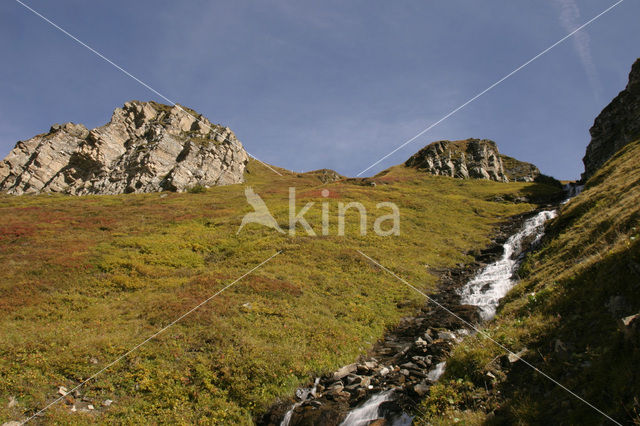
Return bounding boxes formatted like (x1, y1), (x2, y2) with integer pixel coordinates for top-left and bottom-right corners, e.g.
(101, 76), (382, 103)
(0, 160), (560, 424)
(417, 141), (640, 424)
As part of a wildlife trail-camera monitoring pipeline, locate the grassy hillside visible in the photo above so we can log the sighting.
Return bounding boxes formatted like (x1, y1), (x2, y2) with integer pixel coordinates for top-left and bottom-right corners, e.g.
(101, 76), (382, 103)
(418, 141), (640, 424)
(0, 160), (560, 424)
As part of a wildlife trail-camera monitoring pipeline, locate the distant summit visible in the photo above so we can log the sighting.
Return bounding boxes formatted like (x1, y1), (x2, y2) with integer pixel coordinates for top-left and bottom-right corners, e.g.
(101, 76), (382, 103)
(0, 101), (249, 195)
(583, 58), (640, 182)
(405, 139), (541, 183)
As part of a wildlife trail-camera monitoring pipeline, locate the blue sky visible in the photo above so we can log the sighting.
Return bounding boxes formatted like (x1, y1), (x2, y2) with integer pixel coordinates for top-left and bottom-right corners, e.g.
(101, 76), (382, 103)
(1, 0), (638, 180)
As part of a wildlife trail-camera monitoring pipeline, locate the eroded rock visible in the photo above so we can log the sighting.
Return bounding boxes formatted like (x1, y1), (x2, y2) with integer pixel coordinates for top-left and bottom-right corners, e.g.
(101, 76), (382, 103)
(0, 101), (249, 195)
(405, 139), (510, 182)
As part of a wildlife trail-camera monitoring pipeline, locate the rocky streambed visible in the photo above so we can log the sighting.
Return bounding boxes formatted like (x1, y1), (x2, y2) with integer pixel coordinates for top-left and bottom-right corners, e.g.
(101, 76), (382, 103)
(258, 207), (559, 426)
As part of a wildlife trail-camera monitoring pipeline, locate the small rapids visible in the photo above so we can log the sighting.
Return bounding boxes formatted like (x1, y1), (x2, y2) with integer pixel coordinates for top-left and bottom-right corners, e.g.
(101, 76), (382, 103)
(339, 391), (396, 426)
(425, 361), (446, 382)
(339, 362), (446, 426)
(280, 379), (320, 426)
(458, 209), (558, 320)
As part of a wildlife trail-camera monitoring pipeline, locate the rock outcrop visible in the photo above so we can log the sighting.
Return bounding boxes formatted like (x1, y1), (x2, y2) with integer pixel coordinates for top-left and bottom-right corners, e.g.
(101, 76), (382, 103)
(500, 154), (541, 182)
(582, 58), (640, 182)
(0, 101), (249, 195)
(304, 169), (343, 184)
(405, 139), (509, 182)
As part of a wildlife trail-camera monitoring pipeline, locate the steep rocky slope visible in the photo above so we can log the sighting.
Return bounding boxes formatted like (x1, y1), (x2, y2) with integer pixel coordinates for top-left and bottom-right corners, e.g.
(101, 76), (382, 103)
(582, 58), (640, 181)
(417, 140), (640, 425)
(406, 139), (515, 183)
(0, 101), (248, 195)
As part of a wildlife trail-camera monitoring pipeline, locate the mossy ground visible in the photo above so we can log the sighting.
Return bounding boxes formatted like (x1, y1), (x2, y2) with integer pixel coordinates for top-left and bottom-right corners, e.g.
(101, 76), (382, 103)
(417, 141), (640, 425)
(0, 160), (560, 424)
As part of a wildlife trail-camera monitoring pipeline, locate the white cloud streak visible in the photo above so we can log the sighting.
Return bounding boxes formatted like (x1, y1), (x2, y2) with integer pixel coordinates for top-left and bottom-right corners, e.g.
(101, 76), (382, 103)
(554, 0), (602, 96)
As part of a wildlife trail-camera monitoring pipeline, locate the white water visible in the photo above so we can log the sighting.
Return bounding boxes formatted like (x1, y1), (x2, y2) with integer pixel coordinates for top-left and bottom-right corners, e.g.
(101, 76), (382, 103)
(340, 390), (411, 426)
(280, 378), (320, 426)
(459, 209), (558, 320)
(340, 390), (395, 426)
(340, 361), (447, 426)
(563, 183), (584, 198)
(426, 361), (446, 382)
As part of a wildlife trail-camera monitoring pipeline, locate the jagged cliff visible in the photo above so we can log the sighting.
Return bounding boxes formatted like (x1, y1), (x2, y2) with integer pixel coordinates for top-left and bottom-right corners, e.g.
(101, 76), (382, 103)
(405, 139), (512, 182)
(0, 101), (249, 195)
(582, 58), (640, 182)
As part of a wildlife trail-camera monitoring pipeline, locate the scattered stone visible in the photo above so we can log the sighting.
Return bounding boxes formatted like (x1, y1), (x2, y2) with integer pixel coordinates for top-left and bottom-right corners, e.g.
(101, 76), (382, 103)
(414, 382), (430, 396)
(379, 367), (390, 377)
(7, 396), (17, 409)
(58, 386), (68, 396)
(438, 331), (457, 341)
(507, 348), (528, 364)
(102, 399), (113, 407)
(400, 362), (418, 370)
(364, 361), (377, 369)
(89, 357), (98, 365)
(423, 332), (434, 344)
(87, 404), (95, 410)
(456, 329), (471, 337)
(619, 313), (640, 341)
(333, 364), (357, 380)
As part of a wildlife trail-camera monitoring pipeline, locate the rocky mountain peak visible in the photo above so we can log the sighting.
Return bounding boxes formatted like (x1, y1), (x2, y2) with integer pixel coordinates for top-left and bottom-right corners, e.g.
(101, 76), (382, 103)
(405, 139), (513, 182)
(582, 58), (640, 182)
(0, 101), (249, 195)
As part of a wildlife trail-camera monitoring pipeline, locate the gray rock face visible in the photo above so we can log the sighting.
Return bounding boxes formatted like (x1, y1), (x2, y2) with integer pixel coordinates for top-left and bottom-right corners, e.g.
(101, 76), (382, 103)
(0, 101), (249, 195)
(582, 58), (640, 182)
(405, 139), (509, 182)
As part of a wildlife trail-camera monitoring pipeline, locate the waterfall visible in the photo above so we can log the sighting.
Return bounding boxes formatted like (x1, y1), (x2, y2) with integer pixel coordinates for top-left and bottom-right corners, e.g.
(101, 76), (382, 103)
(340, 390), (395, 426)
(459, 209), (558, 320)
(340, 361), (447, 426)
(339, 390), (412, 426)
(282, 207), (561, 426)
(280, 378), (320, 426)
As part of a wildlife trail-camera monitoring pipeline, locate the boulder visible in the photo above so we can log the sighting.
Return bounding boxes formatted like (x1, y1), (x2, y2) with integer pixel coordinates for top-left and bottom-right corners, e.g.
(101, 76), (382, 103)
(333, 364), (357, 380)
